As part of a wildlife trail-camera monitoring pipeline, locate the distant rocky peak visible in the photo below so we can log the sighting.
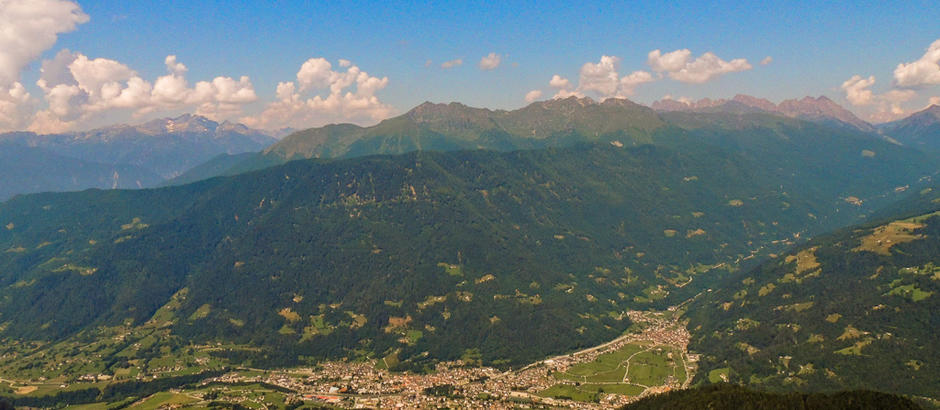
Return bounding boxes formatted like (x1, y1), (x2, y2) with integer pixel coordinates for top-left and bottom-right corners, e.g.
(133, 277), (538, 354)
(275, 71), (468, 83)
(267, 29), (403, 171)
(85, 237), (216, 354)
(651, 94), (873, 132)
(406, 101), (493, 123)
(777, 95), (873, 131)
(651, 97), (732, 112)
(731, 94), (778, 112)
(134, 113), (217, 134)
(534, 96), (597, 112)
(164, 114), (218, 133)
(218, 120), (251, 133)
(599, 97), (643, 108)
(779, 95), (839, 114)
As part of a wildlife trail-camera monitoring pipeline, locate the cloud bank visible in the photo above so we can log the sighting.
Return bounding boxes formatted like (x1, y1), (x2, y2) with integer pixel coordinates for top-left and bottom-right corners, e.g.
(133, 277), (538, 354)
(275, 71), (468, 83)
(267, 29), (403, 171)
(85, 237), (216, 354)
(648, 49), (752, 83)
(30, 51), (258, 133)
(242, 58), (393, 130)
(547, 55), (655, 100)
(537, 48), (750, 101)
(894, 39), (940, 88)
(842, 38), (940, 122)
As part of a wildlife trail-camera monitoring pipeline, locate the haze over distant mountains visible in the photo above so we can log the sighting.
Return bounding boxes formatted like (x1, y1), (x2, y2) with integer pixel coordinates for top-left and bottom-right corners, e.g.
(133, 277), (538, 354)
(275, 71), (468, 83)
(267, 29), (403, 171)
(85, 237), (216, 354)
(651, 94), (876, 132)
(879, 104), (940, 152)
(0, 114), (276, 200)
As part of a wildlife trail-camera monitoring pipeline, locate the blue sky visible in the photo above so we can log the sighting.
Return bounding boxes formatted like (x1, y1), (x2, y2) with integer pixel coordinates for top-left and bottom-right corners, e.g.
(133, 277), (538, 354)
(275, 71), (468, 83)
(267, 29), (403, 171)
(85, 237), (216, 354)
(2, 0), (939, 132)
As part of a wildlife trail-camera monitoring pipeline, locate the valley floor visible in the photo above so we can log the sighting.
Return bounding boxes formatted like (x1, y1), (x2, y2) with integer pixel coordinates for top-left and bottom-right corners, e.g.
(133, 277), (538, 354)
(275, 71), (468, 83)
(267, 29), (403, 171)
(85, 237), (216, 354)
(0, 306), (696, 409)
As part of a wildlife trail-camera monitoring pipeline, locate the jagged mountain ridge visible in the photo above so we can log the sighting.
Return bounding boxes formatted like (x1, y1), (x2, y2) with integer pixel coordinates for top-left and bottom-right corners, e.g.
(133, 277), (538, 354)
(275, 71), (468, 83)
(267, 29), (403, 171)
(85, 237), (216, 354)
(263, 97), (666, 161)
(651, 94), (875, 132)
(173, 96), (889, 186)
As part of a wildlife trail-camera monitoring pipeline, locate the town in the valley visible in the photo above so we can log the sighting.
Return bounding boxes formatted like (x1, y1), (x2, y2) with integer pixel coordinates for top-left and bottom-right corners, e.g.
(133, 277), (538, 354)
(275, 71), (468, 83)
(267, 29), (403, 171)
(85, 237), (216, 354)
(183, 309), (696, 409)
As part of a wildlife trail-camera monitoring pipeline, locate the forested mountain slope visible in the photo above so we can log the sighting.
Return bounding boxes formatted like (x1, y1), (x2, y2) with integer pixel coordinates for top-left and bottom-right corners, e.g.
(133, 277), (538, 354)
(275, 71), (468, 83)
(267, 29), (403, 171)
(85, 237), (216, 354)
(0, 134), (934, 370)
(686, 186), (940, 399)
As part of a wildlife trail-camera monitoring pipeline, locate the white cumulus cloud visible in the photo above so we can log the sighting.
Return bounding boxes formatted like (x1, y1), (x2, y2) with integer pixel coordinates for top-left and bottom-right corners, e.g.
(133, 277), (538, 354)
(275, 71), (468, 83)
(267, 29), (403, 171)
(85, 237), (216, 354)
(578, 56), (622, 96)
(479, 53), (501, 70)
(0, 83), (33, 131)
(841, 75), (876, 106)
(550, 56), (654, 99)
(548, 74), (581, 98)
(549, 75), (571, 90)
(524, 89), (542, 103)
(0, 0), (88, 131)
(0, 0), (88, 86)
(930, 96), (940, 106)
(883, 90), (916, 117)
(30, 51), (258, 132)
(619, 70), (655, 94)
(441, 58), (463, 69)
(894, 39), (940, 88)
(647, 49), (691, 73)
(648, 49), (752, 84)
(761, 56), (773, 65)
(243, 58), (393, 130)
(841, 74), (919, 122)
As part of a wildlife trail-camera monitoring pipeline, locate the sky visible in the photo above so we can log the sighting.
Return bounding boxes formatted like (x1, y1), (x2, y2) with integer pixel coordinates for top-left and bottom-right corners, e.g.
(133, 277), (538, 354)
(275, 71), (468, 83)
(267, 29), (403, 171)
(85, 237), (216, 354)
(1, 0), (939, 133)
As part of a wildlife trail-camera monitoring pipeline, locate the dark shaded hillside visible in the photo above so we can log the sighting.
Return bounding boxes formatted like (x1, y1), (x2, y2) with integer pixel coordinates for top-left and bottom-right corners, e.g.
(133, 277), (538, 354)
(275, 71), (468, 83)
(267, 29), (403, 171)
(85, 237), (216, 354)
(660, 111), (935, 208)
(686, 186), (940, 398)
(160, 152), (262, 187)
(0, 136), (933, 368)
(624, 384), (923, 410)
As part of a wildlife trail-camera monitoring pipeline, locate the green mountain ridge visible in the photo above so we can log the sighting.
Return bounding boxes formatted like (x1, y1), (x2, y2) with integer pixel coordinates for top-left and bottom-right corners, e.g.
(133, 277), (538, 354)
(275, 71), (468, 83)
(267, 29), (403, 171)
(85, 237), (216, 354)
(170, 97), (936, 193)
(164, 97), (671, 185)
(264, 97), (665, 161)
(623, 383), (924, 410)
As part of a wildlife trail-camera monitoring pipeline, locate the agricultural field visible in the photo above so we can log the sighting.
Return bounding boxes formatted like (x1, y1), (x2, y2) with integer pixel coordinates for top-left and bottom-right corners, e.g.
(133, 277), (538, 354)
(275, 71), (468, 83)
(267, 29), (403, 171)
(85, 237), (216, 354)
(540, 340), (689, 402)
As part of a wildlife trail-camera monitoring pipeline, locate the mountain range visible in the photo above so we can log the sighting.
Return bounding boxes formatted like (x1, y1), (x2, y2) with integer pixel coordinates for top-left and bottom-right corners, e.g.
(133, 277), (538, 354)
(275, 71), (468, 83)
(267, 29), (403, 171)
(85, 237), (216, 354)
(169, 95), (931, 186)
(4, 96), (938, 200)
(0, 114), (275, 200)
(651, 94), (875, 132)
